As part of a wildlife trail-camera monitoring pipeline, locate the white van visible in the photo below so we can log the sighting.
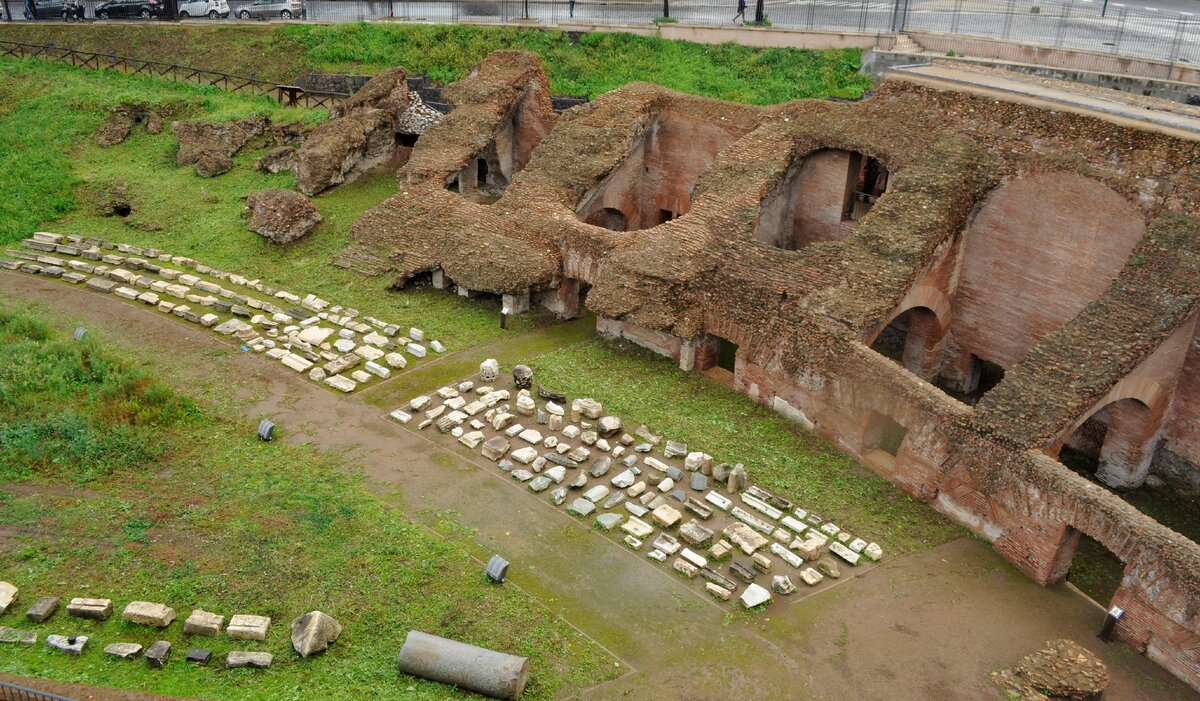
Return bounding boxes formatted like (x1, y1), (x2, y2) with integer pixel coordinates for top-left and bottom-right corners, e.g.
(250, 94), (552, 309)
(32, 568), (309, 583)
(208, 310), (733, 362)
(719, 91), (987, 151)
(178, 0), (229, 17)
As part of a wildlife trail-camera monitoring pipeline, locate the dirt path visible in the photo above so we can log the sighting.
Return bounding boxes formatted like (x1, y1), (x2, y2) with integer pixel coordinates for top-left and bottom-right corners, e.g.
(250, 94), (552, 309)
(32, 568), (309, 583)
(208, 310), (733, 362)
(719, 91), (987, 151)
(3, 272), (1196, 701)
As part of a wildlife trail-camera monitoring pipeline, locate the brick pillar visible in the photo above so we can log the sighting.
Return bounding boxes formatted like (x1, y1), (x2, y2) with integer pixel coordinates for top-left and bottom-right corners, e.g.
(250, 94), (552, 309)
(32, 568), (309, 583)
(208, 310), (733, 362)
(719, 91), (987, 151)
(536, 279), (581, 319)
(900, 309), (945, 382)
(993, 520), (1080, 586)
(1097, 400), (1163, 489)
(940, 345), (980, 395)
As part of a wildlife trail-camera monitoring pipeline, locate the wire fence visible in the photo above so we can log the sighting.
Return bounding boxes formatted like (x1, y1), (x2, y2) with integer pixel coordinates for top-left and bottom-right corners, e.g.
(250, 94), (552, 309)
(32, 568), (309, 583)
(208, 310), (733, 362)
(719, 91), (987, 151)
(0, 0), (1197, 71)
(0, 680), (79, 701)
(0, 39), (350, 106)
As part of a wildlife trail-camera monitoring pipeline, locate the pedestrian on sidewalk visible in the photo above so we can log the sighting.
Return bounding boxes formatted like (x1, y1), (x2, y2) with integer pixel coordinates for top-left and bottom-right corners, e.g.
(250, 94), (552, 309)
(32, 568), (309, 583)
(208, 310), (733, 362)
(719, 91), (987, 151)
(732, 0), (745, 24)
(568, 0), (574, 17)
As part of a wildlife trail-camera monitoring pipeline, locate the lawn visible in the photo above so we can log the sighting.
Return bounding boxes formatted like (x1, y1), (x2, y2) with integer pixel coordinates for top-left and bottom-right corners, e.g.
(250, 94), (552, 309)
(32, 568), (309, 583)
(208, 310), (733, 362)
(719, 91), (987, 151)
(0, 22), (873, 103)
(0, 307), (618, 700)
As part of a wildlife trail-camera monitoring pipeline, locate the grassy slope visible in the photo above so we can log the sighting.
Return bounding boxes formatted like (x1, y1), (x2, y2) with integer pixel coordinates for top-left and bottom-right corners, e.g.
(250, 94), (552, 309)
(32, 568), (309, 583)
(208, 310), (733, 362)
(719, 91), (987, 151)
(0, 308), (617, 700)
(0, 22), (872, 102)
(0, 58), (553, 349)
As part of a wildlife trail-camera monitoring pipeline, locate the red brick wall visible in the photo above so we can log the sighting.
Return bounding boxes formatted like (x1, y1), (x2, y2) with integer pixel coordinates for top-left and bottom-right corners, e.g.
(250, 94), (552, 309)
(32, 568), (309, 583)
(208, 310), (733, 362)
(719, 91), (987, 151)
(947, 173), (1147, 373)
(1159, 322), (1200, 477)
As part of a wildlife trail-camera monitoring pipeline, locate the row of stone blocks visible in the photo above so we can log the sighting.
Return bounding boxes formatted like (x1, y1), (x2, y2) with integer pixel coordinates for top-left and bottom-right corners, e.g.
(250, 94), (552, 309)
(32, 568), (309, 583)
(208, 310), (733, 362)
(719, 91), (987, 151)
(1, 582), (342, 665)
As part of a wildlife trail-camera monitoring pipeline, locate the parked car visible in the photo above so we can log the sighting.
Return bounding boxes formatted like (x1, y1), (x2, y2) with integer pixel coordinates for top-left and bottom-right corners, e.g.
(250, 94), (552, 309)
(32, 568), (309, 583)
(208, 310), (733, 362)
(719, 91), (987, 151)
(178, 0), (228, 17)
(236, 0), (304, 19)
(24, 0), (74, 19)
(94, 0), (165, 18)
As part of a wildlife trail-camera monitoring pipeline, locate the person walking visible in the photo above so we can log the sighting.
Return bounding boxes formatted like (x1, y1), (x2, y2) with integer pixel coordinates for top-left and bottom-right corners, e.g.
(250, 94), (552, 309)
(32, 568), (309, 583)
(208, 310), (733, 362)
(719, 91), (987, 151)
(732, 0), (745, 24)
(24, 0), (34, 19)
(568, 0), (574, 17)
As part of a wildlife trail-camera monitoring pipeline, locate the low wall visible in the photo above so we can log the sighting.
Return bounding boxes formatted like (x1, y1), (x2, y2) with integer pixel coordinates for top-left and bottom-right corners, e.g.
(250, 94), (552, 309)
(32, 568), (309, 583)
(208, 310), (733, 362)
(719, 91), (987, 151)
(598, 313), (1200, 692)
(862, 50), (1200, 104)
(907, 31), (1200, 85)
(555, 21), (883, 49)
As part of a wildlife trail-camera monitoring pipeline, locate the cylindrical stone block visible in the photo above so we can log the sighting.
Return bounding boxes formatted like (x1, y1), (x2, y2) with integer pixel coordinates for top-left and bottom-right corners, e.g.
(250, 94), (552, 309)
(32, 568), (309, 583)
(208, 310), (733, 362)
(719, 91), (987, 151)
(396, 631), (529, 700)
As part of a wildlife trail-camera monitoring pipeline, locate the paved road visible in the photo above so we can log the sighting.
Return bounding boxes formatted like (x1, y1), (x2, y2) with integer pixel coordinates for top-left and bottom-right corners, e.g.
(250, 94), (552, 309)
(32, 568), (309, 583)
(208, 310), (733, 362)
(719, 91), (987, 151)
(1, 0), (1196, 66)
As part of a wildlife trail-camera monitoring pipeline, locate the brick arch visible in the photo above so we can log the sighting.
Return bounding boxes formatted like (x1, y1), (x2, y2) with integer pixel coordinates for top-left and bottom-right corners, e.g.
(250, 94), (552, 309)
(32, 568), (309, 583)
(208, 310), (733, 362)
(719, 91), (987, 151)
(1050, 376), (1168, 455)
(877, 285), (952, 338)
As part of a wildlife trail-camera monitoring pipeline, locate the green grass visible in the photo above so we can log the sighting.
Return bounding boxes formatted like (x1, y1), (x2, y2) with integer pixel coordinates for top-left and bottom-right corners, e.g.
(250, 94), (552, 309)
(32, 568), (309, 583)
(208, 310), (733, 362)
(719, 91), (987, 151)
(0, 22), (874, 103)
(0, 57), (555, 349)
(0, 306), (617, 700)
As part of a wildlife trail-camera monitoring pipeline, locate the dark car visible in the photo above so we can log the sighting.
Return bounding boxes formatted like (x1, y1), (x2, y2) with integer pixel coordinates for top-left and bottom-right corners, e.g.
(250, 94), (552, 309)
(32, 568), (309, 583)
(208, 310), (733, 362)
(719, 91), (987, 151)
(24, 0), (75, 19)
(94, 0), (164, 18)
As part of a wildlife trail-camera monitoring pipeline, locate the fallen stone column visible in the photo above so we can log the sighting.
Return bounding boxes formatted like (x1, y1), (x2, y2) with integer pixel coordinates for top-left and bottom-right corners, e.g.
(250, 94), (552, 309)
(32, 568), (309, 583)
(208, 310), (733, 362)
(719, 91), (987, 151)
(396, 631), (529, 700)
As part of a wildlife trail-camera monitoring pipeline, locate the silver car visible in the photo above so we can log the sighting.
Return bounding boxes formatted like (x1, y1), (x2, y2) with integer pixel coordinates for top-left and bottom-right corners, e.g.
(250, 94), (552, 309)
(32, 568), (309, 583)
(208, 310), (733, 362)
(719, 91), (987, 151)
(236, 0), (304, 19)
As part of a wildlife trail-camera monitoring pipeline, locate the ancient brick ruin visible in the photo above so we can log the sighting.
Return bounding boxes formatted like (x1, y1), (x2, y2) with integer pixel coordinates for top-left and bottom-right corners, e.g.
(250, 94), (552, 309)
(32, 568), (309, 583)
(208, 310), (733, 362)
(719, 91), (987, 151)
(347, 51), (1200, 690)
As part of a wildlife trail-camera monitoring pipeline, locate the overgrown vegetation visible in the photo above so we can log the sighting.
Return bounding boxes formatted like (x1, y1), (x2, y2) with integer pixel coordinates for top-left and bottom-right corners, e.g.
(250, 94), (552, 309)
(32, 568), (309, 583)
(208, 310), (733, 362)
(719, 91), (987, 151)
(0, 58), (553, 348)
(0, 312), (195, 482)
(0, 307), (616, 699)
(0, 22), (873, 102)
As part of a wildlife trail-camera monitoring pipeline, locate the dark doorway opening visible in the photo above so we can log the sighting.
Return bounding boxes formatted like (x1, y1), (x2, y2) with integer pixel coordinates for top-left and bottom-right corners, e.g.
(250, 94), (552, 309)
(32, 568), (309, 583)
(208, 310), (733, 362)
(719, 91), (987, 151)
(477, 158), (489, 187)
(864, 411), (907, 457)
(659, 209), (676, 225)
(1068, 533), (1124, 605)
(716, 338), (738, 373)
(398, 132), (419, 148)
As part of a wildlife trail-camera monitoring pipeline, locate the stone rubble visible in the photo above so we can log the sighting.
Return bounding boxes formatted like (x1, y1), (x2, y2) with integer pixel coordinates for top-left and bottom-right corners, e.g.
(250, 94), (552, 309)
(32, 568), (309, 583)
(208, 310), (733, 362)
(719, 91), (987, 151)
(9, 234), (448, 395)
(385, 366), (888, 612)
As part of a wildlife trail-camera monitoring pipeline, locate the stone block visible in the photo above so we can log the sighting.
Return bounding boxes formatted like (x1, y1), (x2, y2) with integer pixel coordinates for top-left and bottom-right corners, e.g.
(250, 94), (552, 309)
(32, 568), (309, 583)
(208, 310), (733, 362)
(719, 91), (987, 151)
(680, 548), (707, 568)
(583, 485), (609, 503)
(184, 609), (224, 636)
(705, 583), (732, 601)
(829, 541), (860, 566)
(26, 597), (59, 623)
(0, 582), (15, 614)
(740, 583), (771, 609)
(651, 504), (682, 528)
(723, 523), (769, 555)
(324, 375), (357, 393)
(652, 533), (681, 556)
(122, 602), (176, 628)
(227, 614), (271, 641)
(567, 498), (596, 518)
(0, 627), (37, 645)
(67, 598), (112, 620)
(621, 517), (654, 539)
(799, 567), (824, 586)
(770, 542), (804, 569)
(226, 651), (273, 669)
(680, 521), (714, 547)
(146, 640), (171, 668)
(48, 634), (88, 655)
(186, 648), (213, 665)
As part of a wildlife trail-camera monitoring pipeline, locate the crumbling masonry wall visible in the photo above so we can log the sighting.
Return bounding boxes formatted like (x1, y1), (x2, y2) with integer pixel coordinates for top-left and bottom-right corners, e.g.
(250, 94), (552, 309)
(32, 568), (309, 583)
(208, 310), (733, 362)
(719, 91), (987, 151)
(346, 55), (1200, 691)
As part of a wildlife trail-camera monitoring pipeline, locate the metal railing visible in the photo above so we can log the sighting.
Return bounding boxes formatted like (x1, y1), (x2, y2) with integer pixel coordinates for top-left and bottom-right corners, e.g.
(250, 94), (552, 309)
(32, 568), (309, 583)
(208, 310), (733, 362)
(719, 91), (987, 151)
(1, 0), (1195, 70)
(0, 39), (350, 107)
(0, 680), (79, 701)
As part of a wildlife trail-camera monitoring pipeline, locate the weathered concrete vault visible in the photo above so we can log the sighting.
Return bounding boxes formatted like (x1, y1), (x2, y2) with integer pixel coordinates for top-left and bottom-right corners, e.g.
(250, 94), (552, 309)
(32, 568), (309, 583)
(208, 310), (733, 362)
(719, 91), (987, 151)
(348, 53), (1200, 690)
